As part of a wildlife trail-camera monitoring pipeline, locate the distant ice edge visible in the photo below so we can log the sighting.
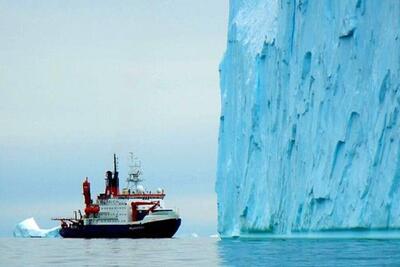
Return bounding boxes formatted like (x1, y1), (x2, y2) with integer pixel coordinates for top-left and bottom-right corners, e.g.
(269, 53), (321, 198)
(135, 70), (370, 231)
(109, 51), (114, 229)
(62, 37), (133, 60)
(14, 218), (61, 238)
(216, 0), (400, 237)
(220, 229), (400, 240)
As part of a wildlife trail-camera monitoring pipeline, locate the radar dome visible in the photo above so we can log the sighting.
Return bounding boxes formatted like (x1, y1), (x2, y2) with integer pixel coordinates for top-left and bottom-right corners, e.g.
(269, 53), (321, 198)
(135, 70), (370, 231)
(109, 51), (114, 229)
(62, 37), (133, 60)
(136, 185), (145, 193)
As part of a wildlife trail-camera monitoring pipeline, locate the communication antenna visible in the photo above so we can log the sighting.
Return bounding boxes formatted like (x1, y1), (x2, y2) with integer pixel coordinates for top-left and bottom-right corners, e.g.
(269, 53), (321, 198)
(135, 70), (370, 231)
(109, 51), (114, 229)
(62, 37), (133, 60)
(127, 152), (143, 191)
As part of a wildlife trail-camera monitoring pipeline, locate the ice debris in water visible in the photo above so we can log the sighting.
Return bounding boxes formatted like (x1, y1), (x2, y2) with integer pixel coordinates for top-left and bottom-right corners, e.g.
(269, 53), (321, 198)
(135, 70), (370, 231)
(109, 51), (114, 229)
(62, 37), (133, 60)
(14, 218), (61, 238)
(191, 232), (199, 238)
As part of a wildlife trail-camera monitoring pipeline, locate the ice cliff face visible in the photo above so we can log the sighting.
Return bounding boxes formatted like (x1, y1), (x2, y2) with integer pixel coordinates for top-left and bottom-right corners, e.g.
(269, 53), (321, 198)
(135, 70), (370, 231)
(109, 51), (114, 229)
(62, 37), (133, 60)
(216, 0), (400, 237)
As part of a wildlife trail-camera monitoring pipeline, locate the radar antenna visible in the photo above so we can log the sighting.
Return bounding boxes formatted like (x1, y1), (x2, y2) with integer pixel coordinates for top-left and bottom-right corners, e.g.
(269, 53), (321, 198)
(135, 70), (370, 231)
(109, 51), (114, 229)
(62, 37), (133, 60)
(127, 152), (143, 191)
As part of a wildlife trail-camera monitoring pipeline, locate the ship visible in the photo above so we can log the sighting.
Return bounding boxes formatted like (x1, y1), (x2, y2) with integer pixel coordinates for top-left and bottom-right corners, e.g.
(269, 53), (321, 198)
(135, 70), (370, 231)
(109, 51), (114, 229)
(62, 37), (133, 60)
(53, 154), (181, 238)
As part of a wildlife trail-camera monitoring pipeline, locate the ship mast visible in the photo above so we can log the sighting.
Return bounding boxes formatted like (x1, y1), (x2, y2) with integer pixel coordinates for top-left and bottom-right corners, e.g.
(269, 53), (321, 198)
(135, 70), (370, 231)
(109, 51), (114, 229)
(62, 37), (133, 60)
(127, 152), (143, 192)
(114, 153), (118, 174)
(113, 153), (119, 195)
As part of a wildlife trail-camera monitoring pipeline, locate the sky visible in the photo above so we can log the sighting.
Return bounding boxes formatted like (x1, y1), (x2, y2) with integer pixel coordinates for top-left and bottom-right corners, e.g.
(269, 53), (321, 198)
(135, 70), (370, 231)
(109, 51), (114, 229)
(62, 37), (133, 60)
(0, 0), (229, 237)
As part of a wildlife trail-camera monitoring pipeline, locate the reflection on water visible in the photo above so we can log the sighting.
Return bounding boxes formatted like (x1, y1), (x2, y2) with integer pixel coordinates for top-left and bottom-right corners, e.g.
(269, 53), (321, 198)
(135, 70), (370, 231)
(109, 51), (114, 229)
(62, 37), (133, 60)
(1, 237), (400, 266)
(218, 238), (400, 266)
(0, 238), (221, 266)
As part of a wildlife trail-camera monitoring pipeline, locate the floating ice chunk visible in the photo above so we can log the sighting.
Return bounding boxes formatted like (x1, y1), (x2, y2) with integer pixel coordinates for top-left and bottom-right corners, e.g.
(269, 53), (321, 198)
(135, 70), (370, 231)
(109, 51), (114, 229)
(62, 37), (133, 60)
(191, 232), (199, 238)
(14, 218), (60, 238)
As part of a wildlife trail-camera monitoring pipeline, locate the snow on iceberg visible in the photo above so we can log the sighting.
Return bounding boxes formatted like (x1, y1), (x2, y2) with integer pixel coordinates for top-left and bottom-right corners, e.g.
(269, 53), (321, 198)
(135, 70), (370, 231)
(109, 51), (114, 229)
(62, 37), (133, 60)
(14, 218), (60, 238)
(216, 0), (400, 237)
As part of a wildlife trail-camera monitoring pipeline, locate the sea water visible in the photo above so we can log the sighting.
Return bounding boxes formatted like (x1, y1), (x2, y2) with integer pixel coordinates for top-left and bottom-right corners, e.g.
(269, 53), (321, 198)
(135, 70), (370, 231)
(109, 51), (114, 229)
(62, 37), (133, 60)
(1, 237), (400, 266)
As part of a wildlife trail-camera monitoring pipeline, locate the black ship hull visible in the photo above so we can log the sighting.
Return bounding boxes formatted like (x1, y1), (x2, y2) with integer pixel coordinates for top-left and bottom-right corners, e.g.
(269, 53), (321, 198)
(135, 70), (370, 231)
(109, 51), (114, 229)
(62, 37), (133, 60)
(60, 218), (181, 238)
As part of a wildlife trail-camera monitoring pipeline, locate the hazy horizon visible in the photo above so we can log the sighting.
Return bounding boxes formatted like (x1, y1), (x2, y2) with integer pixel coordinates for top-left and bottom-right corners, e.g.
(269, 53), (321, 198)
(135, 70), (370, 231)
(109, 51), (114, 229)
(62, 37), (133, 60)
(0, 0), (228, 237)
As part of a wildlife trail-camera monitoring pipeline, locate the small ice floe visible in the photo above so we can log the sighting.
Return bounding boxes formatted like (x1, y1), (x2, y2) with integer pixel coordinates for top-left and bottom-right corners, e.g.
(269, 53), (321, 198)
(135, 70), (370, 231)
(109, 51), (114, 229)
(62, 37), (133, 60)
(13, 218), (61, 238)
(191, 232), (199, 238)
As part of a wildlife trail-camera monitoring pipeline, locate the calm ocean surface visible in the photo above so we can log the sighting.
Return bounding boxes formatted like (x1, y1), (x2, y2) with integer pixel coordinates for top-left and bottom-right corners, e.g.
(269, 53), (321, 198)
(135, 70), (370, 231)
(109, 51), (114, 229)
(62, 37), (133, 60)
(1, 237), (400, 266)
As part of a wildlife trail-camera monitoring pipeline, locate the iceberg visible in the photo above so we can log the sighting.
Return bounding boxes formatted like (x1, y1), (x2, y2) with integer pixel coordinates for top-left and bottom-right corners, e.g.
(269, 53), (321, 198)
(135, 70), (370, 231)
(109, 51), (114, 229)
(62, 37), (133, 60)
(13, 218), (61, 238)
(216, 0), (400, 237)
